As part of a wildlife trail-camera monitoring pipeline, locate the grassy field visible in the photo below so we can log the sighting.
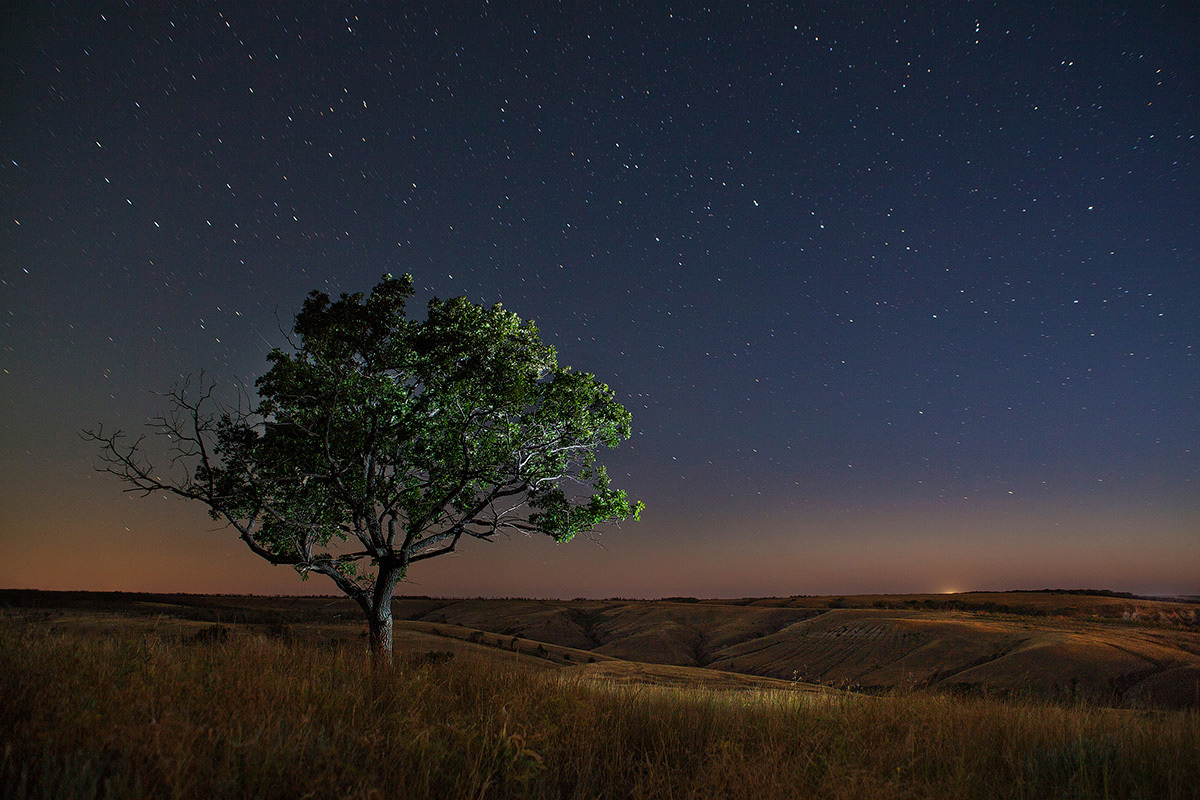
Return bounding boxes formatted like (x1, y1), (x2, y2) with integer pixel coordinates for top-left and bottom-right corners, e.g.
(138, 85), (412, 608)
(2, 614), (1198, 799)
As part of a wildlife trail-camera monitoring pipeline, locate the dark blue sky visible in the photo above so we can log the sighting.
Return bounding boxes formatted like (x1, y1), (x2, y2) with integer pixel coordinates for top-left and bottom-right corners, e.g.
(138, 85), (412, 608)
(2, 2), (1196, 597)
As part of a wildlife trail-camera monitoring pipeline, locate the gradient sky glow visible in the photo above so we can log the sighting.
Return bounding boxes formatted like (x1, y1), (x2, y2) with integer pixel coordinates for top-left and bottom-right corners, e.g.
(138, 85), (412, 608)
(2, 2), (1197, 597)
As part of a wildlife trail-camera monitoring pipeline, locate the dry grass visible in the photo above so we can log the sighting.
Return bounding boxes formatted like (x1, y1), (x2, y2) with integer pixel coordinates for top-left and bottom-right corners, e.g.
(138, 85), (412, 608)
(385, 595), (1200, 707)
(2, 617), (1198, 799)
(8, 590), (1200, 710)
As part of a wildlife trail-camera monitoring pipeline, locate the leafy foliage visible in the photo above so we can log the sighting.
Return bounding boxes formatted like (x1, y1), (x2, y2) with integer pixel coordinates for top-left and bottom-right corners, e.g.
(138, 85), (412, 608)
(89, 274), (641, 652)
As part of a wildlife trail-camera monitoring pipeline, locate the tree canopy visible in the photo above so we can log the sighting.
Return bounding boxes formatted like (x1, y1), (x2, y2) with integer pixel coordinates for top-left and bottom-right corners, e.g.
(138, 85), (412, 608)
(89, 274), (641, 656)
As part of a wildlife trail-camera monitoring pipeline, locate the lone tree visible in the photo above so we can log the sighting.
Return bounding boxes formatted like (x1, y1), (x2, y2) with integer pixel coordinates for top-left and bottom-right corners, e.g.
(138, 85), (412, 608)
(88, 274), (641, 658)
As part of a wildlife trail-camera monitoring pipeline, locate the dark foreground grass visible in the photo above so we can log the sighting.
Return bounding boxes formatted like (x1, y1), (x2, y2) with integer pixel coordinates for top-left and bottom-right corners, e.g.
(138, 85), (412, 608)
(1, 620), (1197, 800)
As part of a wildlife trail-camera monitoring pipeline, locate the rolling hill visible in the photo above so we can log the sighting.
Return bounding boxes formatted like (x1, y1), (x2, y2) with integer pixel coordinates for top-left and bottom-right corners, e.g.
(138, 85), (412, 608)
(4, 589), (1198, 709)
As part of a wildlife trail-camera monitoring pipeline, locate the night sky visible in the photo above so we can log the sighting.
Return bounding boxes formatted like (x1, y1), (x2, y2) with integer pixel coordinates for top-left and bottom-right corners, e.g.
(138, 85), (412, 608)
(2, 2), (1197, 598)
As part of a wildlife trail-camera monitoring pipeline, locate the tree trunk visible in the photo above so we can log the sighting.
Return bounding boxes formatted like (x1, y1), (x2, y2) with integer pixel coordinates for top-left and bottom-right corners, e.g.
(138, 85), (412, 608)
(365, 563), (404, 662)
(367, 609), (393, 662)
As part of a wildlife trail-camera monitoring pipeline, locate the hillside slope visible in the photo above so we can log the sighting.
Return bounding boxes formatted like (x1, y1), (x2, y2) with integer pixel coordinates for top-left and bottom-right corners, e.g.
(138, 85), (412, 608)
(4, 589), (1197, 708)
(398, 594), (1200, 708)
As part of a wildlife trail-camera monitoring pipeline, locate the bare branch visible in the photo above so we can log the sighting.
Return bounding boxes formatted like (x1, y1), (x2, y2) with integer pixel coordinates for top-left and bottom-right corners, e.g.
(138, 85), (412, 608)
(408, 530), (464, 563)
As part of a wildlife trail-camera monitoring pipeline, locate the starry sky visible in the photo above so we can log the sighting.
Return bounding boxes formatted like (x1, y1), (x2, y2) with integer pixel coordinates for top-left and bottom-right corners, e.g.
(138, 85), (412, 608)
(2, 2), (1197, 598)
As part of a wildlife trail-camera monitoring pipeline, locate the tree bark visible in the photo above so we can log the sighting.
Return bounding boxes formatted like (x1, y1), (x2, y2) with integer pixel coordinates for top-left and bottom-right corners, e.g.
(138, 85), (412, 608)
(365, 563), (405, 662)
(367, 609), (394, 663)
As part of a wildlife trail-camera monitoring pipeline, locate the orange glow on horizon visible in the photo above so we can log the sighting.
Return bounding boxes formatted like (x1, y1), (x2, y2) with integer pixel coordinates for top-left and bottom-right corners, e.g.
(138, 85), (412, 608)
(3, 489), (1198, 599)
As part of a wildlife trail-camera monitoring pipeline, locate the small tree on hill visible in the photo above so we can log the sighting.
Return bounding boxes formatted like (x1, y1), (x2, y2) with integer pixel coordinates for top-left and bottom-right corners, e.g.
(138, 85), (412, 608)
(87, 274), (642, 659)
